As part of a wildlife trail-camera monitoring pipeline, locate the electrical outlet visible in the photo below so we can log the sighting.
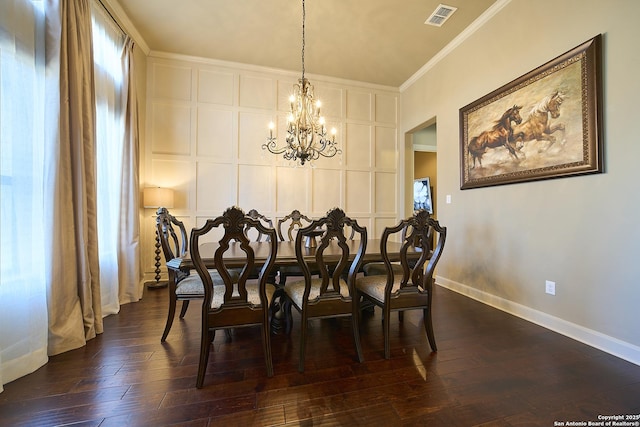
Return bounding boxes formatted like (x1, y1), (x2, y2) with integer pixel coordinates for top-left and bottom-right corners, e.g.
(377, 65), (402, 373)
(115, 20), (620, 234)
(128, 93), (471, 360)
(446, 195), (452, 204)
(545, 280), (556, 295)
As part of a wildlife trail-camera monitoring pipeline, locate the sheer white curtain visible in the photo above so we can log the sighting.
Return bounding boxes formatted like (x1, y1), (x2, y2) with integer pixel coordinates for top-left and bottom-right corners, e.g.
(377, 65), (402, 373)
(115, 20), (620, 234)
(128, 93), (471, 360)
(92, 0), (141, 313)
(0, 0), (48, 391)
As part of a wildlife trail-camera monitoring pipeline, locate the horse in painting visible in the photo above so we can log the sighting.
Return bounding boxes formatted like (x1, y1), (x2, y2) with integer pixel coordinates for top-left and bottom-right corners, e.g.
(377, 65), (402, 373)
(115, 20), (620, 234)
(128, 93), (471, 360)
(513, 90), (565, 151)
(468, 105), (523, 168)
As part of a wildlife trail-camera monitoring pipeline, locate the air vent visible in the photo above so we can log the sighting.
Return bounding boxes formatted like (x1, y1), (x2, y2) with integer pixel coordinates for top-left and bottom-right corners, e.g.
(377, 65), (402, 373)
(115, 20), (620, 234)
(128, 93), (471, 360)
(424, 4), (457, 27)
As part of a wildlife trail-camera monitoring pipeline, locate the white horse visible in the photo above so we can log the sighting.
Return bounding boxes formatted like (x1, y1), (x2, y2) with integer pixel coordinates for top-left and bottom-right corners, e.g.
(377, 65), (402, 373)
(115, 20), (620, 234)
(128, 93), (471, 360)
(513, 90), (566, 152)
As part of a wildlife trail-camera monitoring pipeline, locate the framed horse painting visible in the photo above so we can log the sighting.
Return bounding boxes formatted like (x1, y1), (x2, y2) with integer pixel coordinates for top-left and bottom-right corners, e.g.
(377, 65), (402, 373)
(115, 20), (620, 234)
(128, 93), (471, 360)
(459, 34), (603, 189)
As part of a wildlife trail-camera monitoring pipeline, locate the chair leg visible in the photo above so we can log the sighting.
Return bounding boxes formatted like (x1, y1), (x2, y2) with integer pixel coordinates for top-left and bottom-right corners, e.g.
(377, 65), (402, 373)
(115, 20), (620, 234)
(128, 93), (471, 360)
(298, 314), (308, 372)
(351, 308), (364, 363)
(262, 313), (274, 377)
(196, 328), (212, 388)
(383, 306), (392, 359)
(161, 293), (178, 342)
(179, 300), (190, 318)
(423, 308), (437, 352)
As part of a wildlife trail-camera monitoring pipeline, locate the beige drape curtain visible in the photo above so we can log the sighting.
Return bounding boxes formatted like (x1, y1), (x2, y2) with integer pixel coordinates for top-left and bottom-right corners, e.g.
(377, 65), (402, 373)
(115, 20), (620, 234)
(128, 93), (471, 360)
(45, 0), (103, 355)
(118, 37), (142, 303)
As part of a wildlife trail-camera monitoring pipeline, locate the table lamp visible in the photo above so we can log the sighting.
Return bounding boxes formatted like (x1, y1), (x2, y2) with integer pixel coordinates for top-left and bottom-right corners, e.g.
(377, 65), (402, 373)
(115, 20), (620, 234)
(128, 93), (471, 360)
(143, 187), (175, 289)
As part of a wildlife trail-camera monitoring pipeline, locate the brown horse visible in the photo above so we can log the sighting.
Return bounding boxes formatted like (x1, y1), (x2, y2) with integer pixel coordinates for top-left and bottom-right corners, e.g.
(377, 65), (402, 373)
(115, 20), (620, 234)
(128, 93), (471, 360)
(468, 105), (523, 168)
(513, 90), (565, 151)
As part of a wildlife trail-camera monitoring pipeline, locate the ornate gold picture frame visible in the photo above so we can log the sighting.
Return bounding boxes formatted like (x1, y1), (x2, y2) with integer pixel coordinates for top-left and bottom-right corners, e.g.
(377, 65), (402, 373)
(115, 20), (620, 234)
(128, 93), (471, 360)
(460, 35), (603, 189)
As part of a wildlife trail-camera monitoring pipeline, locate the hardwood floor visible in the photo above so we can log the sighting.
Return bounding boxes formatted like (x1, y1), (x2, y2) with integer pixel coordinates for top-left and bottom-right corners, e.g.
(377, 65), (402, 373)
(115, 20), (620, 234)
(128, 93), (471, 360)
(1, 285), (639, 426)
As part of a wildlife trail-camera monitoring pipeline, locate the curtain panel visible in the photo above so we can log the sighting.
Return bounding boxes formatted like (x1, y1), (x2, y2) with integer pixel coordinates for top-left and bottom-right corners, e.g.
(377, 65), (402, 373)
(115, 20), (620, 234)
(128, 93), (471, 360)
(118, 37), (142, 304)
(92, 1), (142, 311)
(45, 0), (103, 355)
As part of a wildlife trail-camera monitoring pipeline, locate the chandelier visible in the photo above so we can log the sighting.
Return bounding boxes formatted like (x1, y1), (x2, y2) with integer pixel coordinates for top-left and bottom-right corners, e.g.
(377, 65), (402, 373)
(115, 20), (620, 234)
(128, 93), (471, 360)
(262, 0), (341, 165)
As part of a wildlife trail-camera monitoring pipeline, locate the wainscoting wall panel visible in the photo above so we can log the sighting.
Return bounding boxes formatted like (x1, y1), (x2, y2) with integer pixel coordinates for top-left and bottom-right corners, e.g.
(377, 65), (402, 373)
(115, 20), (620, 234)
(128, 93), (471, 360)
(150, 102), (192, 155)
(197, 69), (234, 105)
(375, 126), (397, 169)
(142, 55), (400, 280)
(195, 107), (234, 159)
(346, 89), (372, 121)
(152, 63), (192, 101)
(345, 123), (372, 168)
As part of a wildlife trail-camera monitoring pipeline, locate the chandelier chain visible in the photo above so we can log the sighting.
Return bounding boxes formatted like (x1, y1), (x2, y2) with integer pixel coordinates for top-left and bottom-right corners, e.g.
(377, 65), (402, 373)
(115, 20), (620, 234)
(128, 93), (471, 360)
(301, 0), (305, 80)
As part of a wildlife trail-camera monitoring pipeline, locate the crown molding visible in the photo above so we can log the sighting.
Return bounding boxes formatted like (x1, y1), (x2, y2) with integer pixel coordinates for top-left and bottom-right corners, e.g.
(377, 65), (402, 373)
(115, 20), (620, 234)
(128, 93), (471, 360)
(400, 0), (511, 92)
(99, 0), (150, 55)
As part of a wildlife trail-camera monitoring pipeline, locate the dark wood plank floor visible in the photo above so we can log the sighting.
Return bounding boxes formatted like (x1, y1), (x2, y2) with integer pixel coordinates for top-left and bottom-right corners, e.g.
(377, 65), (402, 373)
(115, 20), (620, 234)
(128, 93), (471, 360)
(1, 285), (639, 426)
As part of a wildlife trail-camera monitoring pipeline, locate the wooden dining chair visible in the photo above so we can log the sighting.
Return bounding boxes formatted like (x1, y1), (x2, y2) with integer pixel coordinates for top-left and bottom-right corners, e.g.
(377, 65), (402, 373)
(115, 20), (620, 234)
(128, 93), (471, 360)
(190, 206), (278, 388)
(156, 207), (239, 342)
(246, 209), (274, 242)
(355, 210), (446, 359)
(361, 221), (430, 277)
(276, 209), (317, 286)
(282, 207), (367, 372)
(245, 209), (277, 281)
(276, 209), (313, 242)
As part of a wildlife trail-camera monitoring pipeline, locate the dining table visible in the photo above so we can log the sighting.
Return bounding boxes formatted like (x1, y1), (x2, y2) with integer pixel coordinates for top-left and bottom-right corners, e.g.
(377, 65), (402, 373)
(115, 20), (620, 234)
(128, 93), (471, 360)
(167, 239), (423, 271)
(166, 238), (424, 333)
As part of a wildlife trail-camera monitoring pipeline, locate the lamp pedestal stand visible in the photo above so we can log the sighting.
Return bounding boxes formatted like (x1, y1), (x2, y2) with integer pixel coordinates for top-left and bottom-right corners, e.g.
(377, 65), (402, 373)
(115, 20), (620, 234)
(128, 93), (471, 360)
(146, 229), (168, 289)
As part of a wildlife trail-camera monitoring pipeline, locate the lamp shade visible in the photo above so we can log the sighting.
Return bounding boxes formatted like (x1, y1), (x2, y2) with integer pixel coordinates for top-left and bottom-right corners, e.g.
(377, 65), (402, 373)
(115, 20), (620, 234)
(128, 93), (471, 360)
(143, 187), (174, 209)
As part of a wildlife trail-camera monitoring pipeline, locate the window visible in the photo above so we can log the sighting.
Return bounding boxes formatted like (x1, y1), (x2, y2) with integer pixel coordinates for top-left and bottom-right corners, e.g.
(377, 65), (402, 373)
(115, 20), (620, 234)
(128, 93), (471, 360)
(91, 0), (130, 314)
(0, 0), (48, 389)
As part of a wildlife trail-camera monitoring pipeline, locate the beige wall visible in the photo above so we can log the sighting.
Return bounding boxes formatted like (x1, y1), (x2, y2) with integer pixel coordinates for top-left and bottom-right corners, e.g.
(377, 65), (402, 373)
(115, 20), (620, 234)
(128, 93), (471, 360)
(401, 0), (640, 363)
(140, 56), (400, 278)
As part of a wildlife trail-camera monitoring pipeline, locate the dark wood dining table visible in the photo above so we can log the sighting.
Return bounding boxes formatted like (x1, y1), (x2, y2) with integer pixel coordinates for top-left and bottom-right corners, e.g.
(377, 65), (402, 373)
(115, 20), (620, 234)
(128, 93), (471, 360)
(167, 239), (423, 272)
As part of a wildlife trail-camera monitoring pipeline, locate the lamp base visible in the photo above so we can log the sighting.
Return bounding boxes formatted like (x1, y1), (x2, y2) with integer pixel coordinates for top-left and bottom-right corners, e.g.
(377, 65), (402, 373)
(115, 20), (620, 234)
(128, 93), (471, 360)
(145, 280), (169, 289)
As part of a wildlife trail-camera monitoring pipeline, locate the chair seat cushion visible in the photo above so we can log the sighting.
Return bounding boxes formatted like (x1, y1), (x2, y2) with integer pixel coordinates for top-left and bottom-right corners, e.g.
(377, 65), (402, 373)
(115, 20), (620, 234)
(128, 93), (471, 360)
(356, 275), (426, 303)
(356, 275), (401, 303)
(176, 269), (239, 297)
(284, 278), (350, 307)
(211, 283), (276, 309)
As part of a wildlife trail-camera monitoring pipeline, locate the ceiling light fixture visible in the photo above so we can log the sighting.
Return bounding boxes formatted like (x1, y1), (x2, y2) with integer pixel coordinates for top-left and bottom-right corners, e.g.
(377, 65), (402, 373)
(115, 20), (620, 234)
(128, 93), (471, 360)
(263, 0), (341, 165)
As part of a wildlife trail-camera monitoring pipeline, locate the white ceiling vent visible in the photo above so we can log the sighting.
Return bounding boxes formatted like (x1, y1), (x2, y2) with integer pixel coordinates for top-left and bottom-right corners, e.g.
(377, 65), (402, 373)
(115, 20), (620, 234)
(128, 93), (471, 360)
(424, 4), (458, 27)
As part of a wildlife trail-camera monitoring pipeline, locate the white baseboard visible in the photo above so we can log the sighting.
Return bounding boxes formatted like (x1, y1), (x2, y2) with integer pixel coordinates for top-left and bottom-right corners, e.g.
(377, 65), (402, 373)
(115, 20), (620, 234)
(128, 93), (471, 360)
(436, 276), (640, 367)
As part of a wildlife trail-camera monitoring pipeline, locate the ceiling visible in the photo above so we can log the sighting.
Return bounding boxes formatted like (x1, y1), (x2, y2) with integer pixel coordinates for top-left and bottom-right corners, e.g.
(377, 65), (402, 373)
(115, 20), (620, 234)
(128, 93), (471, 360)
(111, 0), (499, 87)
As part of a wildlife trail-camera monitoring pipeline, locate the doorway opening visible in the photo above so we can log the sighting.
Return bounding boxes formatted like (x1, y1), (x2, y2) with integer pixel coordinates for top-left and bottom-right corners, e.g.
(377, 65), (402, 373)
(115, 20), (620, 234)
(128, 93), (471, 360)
(404, 118), (437, 218)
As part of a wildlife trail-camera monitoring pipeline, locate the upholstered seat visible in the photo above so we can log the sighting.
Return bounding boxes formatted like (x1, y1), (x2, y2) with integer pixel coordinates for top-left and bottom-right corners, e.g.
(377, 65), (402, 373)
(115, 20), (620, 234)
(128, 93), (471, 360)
(210, 283), (276, 309)
(176, 269), (236, 297)
(353, 274), (409, 303)
(284, 277), (349, 307)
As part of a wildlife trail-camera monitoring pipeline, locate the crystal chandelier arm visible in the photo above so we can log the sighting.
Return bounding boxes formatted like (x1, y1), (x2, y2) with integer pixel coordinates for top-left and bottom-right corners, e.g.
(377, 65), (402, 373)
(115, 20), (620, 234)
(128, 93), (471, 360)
(262, 137), (291, 155)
